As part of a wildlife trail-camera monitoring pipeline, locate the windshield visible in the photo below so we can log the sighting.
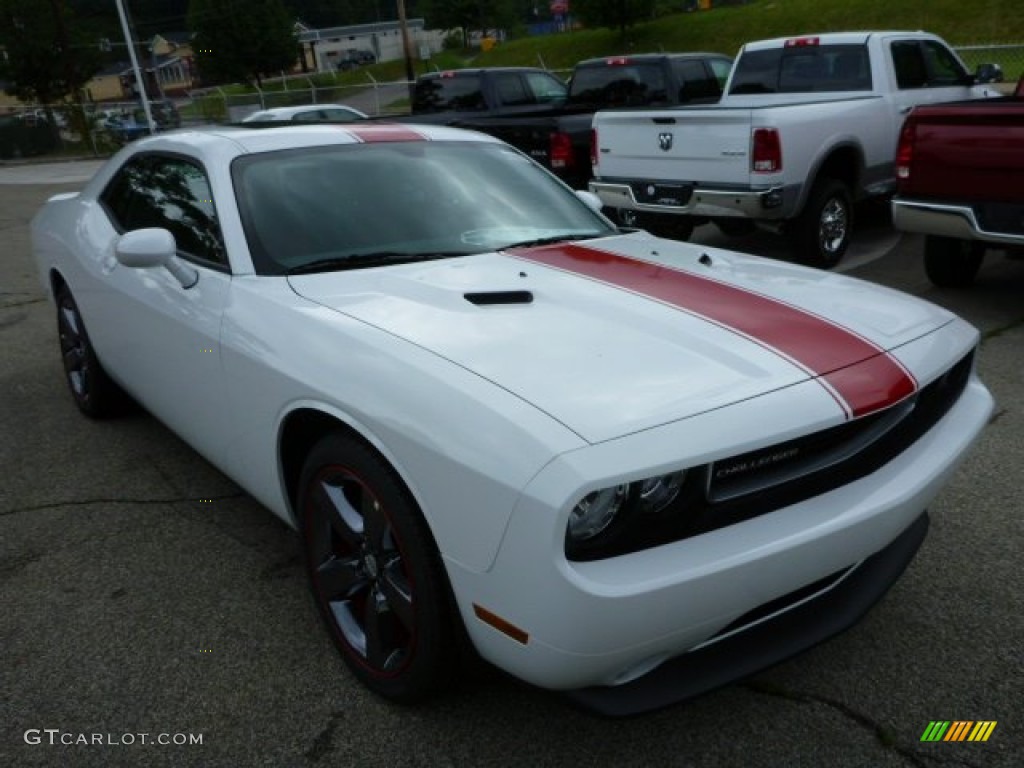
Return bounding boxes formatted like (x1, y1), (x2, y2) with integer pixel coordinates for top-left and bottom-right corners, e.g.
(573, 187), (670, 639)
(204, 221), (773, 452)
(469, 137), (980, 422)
(232, 141), (614, 275)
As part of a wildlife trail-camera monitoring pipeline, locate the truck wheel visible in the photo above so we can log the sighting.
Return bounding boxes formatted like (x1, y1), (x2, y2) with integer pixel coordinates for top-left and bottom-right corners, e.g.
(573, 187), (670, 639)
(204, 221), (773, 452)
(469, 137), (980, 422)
(923, 236), (984, 288)
(714, 218), (757, 237)
(792, 178), (852, 269)
(638, 212), (695, 241)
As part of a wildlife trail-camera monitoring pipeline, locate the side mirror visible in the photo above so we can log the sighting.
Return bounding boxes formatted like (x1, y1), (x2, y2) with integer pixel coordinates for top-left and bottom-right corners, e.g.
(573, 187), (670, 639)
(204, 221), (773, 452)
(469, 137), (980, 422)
(575, 189), (605, 214)
(974, 63), (1004, 84)
(115, 228), (198, 288)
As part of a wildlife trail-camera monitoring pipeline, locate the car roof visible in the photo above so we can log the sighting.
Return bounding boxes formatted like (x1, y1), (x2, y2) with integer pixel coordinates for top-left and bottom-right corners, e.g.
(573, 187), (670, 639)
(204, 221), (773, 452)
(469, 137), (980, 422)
(244, 104), (367, 120)
(123, 122), (505, 155)
(742, 30), (937, 51)
(575, 52), (730, 67)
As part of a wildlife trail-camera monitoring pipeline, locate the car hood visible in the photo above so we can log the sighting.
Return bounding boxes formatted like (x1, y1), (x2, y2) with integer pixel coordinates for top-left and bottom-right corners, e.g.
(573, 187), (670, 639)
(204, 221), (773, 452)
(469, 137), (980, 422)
(287, 234), (954, 443)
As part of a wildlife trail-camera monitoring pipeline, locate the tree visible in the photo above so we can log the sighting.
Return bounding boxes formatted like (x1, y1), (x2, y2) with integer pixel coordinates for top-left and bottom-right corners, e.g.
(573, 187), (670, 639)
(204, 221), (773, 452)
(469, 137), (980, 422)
(187, 0), (297, 86)
(420, 0), (518, 47)
(0, 0), (103, 105)
(571, 0), (656, 39)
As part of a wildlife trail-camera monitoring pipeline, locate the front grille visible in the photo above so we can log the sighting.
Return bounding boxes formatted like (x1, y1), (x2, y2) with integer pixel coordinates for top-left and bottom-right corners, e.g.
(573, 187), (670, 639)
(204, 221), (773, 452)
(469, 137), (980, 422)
(568, 349), (974, 561)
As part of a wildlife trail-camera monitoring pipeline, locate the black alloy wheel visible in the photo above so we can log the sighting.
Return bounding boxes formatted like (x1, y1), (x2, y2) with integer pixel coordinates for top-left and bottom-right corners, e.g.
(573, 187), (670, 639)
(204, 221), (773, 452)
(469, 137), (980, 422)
(299, 433), (457, 702)
(55, 285), (126, 417)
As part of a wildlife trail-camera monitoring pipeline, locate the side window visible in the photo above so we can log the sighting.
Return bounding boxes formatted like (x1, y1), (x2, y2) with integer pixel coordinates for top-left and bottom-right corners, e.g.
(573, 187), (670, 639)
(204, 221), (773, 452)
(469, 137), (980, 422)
(101, 155), (227, 267)
(292, 110), (322, 122)
(709, 58), (732, 89)
(921, 40), (969, 85)
(891, 41), (928, 89)
(524, 72), (568, 103)
(494, 73), (532, 106)
(673, 59), (719, 101)
(322, 108), (360, 122)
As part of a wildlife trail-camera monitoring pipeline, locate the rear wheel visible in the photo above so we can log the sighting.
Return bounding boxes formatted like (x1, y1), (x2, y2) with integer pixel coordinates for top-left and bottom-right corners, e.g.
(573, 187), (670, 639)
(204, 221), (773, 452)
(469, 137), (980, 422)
(55, 285), (128, 418)
(298, 433), (458, 702)
(791, 178), (853, 269)
(923, 236), (984, 288)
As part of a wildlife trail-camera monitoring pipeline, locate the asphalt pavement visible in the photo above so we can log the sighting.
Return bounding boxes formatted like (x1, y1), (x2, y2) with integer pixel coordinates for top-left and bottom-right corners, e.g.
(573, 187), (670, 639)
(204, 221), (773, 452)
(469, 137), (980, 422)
(1, 163), (1021, 768)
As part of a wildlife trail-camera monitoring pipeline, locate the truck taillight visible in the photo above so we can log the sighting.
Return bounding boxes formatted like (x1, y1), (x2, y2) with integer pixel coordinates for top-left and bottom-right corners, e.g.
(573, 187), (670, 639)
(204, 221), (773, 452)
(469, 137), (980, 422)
(751, 128), (782, 173)
(550, 131), (574, 169)
(896, 119), (915, 181)
(590, 129), (598, 168)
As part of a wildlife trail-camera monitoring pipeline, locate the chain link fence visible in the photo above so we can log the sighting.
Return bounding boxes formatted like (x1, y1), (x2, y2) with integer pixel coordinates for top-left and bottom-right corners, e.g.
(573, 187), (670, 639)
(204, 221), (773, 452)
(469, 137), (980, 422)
(3, 43), (1023, 162)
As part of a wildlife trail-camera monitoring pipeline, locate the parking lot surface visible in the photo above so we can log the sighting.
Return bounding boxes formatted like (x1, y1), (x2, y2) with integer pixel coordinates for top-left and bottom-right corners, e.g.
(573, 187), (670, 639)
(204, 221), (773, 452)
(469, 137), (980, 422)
(2, 166), (1021, 768)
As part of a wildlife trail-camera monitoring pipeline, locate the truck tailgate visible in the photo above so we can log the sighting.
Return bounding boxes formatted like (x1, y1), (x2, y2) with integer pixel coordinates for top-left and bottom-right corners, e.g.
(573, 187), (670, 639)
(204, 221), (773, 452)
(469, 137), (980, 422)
(905, 103), (1024, 202)
(594, 108), (753, 186)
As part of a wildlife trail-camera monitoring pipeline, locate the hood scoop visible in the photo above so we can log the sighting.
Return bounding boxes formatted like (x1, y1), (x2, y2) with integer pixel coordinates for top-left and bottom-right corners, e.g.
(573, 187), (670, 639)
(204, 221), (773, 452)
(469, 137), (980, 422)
(464, 290), (534, 306)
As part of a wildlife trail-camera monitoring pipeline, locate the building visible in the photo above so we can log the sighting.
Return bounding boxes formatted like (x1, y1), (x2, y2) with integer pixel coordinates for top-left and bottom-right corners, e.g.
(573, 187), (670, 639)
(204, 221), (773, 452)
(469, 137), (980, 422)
(295, 19), (446, 73)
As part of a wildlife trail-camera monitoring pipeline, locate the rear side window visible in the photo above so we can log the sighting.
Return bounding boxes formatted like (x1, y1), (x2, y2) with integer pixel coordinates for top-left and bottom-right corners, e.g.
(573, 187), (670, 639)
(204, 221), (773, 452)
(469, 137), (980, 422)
(891, 40), (970, 89)
(672, 59), (721, 102)
(413, 74), (485, 112)
(730, 44), (872, 94)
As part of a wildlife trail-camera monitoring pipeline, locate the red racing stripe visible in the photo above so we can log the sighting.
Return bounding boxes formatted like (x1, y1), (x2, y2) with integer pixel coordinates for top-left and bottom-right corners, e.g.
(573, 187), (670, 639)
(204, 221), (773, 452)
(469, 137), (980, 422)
(343, 124), (427, 143)
(510, 243), (917, 418)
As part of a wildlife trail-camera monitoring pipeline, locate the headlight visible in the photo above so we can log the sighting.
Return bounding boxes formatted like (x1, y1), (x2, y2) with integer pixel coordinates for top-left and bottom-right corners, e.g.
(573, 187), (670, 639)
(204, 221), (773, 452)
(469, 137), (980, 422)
(568, 484), (629, 542)
(638, 470), (686, 513)
(566, 470), (688, 547)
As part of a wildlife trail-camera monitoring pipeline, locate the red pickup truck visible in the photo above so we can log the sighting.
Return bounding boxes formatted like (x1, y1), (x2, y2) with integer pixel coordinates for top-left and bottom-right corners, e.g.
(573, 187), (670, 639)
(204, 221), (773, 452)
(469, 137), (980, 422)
(892, 77), (1024, 287)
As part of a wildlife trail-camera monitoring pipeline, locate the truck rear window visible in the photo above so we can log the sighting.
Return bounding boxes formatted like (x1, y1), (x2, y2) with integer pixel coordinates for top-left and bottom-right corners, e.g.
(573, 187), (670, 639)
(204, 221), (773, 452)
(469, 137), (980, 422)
(729, 44), (872, 94)
(568, 63), (669, 107)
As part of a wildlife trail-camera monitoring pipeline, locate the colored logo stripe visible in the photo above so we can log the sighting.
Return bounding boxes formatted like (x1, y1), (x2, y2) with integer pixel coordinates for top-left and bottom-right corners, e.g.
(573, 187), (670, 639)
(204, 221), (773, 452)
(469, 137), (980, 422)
(920, 721), (997, 742)
(510, 243), (917, 419)
(343, 124), (426, 143)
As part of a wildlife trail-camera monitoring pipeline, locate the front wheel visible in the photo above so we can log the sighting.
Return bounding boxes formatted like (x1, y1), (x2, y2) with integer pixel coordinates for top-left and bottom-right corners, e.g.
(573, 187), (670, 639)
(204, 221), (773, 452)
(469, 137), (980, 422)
(791, 178), (853, 269)
(298, 433), (458, 703)
(923, 236), (984, 288)
(55, 285), (128, 417)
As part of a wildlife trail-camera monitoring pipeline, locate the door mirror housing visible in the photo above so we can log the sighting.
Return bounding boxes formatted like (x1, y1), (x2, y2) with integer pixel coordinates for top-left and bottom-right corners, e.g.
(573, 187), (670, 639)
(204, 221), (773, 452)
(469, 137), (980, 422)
(115, 228), (198, 288)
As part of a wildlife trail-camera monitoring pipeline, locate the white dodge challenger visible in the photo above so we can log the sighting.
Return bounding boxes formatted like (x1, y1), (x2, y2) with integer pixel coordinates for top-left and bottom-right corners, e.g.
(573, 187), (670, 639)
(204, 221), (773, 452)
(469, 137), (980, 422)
(31, 123), (993, 715)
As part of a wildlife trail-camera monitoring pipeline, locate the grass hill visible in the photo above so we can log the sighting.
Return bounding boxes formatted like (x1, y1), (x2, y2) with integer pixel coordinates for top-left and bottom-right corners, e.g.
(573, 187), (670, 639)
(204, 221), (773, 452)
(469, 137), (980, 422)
(368, 0), (1024, 79)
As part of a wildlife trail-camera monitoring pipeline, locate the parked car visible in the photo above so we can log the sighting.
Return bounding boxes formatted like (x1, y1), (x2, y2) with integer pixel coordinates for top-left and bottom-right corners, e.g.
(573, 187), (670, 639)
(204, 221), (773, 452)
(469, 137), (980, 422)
(891, 75), (1024, 287)
(31, 123), (993, 714)
(242, 104), (368, 123)
(336, 48), (376, 70)
(589, 31), (1003, 265)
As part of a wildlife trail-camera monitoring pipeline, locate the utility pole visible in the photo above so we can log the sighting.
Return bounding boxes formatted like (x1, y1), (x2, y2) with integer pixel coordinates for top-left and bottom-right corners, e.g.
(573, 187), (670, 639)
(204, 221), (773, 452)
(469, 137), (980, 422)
(396, 0), (416, 98)
(114, 0), (156, 134)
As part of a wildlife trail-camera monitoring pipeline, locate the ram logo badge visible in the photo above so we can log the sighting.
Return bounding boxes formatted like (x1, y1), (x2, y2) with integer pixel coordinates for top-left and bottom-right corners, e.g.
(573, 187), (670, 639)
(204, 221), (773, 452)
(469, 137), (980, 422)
(658, 132), (674, 152)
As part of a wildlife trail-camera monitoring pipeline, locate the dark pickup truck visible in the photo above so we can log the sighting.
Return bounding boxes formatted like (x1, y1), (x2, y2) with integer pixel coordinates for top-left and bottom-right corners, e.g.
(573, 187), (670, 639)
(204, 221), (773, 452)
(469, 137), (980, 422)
(454, 54), (733, 191)
(403, 54), (732, 196)
(891, 76), (1024, 287)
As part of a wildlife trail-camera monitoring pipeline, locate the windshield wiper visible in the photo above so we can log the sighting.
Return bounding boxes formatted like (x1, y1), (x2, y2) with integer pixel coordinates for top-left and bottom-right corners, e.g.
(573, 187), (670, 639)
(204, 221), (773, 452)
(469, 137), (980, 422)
(500, 233), (603, 250)
(287, 251), (467, 275)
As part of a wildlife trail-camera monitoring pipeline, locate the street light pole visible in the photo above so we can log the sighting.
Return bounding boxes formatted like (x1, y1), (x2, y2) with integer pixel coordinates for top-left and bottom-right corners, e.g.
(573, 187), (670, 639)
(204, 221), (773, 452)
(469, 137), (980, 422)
(114, 0), (155, 134)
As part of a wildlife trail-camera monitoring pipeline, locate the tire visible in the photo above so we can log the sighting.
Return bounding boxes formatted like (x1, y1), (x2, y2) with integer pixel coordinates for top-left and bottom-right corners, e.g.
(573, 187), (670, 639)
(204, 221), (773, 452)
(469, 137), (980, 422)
(923, 236), (984, 288)
(298, 433), (458, 703)
(637, 212), (695, 241)
(791, 178), (853, 269)
(713, 218), (757, 237)
(55, 285), (128, 418)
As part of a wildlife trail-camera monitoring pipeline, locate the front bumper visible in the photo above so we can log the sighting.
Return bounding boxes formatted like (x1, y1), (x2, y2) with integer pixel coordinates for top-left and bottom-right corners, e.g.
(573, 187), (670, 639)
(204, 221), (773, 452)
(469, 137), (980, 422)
(444, 372), (993, 711)
(892, 197), (1024, 247)
(589, 179), (792, 220)
(565, 511), (928, 715)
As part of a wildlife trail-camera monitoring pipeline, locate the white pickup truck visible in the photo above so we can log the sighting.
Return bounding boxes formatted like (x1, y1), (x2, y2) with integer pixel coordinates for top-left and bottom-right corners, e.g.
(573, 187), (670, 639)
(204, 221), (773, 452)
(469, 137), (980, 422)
(589, 31), (1001, 267)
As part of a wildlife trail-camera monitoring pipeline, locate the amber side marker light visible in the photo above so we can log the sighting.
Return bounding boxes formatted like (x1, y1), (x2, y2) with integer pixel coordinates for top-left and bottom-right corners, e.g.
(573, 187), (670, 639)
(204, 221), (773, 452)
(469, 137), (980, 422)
(473, 604), (530, 645)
